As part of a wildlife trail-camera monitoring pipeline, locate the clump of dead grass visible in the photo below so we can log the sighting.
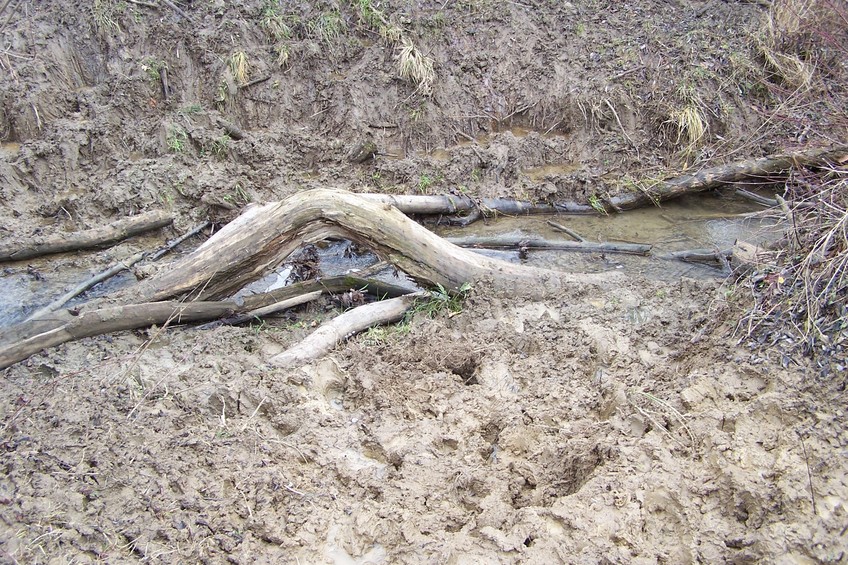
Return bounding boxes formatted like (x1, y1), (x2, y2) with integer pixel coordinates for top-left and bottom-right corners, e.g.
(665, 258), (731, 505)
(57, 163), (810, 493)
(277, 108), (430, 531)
(735, 166), (848, 374)
(397, 37), (435, 95)
(754, 0), (848, 90)
(667, 85), (709, 157)
(229, 50), (250, 86)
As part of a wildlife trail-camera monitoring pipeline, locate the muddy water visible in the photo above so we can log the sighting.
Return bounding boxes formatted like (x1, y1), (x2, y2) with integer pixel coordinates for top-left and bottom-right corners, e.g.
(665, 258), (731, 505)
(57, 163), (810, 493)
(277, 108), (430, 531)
(437, 193), (780, 280)
(0, 194), (778, 327)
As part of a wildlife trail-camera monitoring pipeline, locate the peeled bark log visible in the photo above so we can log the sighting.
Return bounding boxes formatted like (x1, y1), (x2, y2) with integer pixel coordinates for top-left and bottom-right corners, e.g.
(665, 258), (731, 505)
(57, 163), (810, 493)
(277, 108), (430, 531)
(604, 146), (848, 212)
(0, 210), (173, 262)
(360, 194), (594, 215)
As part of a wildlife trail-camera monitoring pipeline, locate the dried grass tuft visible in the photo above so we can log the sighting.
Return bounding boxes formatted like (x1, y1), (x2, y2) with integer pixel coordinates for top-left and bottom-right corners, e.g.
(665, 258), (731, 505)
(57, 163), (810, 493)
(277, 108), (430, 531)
(397, 38), (435, 95)
(229, 51), (250, 86)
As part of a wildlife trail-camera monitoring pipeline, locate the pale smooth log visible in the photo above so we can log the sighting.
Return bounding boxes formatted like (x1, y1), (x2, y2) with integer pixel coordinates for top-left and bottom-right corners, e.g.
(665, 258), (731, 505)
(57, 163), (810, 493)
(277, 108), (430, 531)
(270, 293), (422, 368)
(128, 189), (606, 303)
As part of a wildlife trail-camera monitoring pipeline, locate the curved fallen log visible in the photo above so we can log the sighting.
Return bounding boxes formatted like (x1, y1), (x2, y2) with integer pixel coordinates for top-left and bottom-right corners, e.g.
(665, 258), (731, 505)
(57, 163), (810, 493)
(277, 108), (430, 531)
(126, 189), (601, 303)
(1, 190), (619, 369)
(0, 210), (173, 262)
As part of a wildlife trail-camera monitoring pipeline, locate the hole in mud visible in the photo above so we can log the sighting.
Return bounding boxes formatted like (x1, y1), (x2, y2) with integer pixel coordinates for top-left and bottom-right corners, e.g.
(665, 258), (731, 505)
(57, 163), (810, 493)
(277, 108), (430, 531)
(448, 356), (480, 385)
(523, 535), (534, 547)
(522, 443), (616, 508)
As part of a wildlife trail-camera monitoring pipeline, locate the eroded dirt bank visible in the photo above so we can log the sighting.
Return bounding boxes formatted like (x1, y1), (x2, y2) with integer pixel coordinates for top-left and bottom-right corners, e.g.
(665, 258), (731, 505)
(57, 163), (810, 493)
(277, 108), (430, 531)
(0, 0), (847, 563)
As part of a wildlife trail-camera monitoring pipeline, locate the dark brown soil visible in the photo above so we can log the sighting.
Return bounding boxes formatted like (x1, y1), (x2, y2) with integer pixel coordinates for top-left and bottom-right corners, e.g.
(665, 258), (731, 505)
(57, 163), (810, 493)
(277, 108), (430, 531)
(0, 0), (846, 563)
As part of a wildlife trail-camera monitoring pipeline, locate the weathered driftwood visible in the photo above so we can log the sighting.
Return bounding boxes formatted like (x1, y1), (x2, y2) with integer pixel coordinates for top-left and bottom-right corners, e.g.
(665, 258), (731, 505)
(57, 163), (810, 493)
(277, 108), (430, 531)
(0, 190), (619, 369)
(602, 145), (848, 212)
(447, 235), (652, 255)
(270, 293), (422, 368)
(0, 210), (173, 262)
(125, 189), (599, 303)
(1, 274), (414, 351)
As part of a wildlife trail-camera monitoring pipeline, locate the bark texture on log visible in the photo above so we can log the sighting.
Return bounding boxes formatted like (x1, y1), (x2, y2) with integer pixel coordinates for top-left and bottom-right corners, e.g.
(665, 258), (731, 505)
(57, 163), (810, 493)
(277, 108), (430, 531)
(447, 235), (651, 255)
(0, 210), (173, 262)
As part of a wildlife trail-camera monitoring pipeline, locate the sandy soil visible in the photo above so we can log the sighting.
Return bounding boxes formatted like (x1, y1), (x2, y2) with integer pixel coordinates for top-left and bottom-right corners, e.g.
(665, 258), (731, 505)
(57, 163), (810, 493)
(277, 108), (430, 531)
(0, 0), (846, 563)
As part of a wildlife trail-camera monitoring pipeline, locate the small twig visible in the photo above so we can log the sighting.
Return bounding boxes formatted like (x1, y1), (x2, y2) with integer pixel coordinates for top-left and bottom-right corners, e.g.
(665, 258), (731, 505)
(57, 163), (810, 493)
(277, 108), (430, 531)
(149, 221), (210, 261)
(159, 0), (193, 22)
(546, 220), (586, 242)
(0, 0), (22, 34)
(800, 434), (817, 515)
(125, 0), (159, 8)
(735, 188), (778, 207)
(611, 66), (643, 81)
(239, 75), (271, 89)
(604, 98), (639, 158)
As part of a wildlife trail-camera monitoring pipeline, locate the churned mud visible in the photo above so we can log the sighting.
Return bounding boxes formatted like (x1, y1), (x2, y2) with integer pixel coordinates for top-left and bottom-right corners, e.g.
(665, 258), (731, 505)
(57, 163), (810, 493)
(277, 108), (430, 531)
(0, 0), (846, 563)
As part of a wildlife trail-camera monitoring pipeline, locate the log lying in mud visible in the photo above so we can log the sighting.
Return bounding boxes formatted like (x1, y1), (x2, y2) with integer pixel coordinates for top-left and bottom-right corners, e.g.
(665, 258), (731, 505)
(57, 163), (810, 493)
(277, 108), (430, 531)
(0, 275), (415, 370)
(447, 235), (652, 255)
(128, 189), (595, 303)
(270, 293), (423, 368)
(358, 145), (848, 219)
(0, 210), (173, 262)
(602, 145), (848, 212)
(359, 194), (594, 216)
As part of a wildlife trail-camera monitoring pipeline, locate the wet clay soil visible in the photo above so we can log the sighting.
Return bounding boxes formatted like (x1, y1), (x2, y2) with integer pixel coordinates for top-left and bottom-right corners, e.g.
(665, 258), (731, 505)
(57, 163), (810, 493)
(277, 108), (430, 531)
(0, 0), (847, 563)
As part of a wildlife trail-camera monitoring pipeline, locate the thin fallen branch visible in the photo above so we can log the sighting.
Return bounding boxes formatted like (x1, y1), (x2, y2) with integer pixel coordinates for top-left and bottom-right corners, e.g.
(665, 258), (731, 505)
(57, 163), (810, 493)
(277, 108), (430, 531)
(160, 0), (193, 22)
(200, 290), (323, 329)
(270, 293), (422, 368)
(149, 221), (211, 261)
(447, 235), (652, 255)
(26, 251), (146, 321)
(0, 210), (173, 262)
(546, 220), (586, 242)
(735, 188), (779, 207)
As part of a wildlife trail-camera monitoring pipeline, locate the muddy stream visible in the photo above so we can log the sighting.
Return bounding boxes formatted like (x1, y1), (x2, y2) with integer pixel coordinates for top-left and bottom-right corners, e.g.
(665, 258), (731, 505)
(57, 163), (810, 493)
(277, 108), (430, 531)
(1, 193), (777, 327)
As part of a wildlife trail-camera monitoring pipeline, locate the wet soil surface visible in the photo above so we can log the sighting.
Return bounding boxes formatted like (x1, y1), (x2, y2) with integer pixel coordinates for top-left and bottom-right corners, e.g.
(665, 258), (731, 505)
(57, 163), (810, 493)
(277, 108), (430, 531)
(0, 0), (847, 563)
